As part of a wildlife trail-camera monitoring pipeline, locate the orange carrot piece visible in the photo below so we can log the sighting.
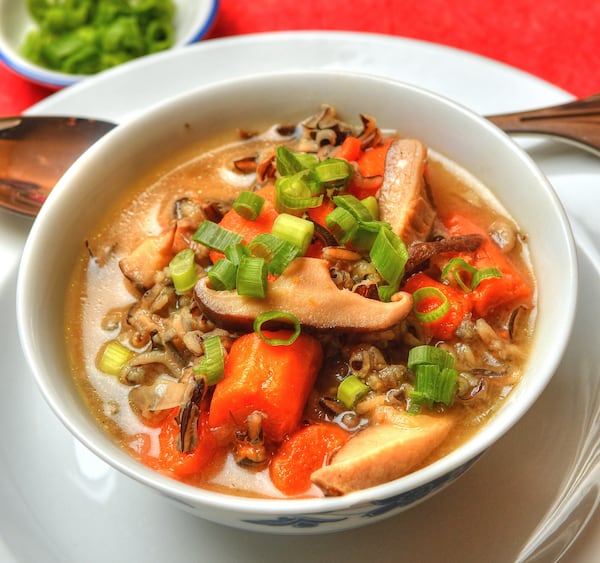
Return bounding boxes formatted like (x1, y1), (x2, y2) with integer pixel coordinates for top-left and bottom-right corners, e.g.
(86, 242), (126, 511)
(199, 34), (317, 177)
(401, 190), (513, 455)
(403, 272), (472, 340)
(208, 331), (323, 444)
(269, 423), (350, 496)
(443, 213), (533, 317)
(142, 408), (219, 480)
(335, 136), (362, 162)
(306, 197), (336, 228)
(357, 138), (393, 178)
(208, 193), (279, 263)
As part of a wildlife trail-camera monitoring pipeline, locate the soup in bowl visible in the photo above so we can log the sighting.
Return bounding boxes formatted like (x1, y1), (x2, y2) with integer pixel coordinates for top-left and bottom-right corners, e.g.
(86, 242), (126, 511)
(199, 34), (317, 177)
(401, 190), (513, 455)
(17, 71), (577, 533)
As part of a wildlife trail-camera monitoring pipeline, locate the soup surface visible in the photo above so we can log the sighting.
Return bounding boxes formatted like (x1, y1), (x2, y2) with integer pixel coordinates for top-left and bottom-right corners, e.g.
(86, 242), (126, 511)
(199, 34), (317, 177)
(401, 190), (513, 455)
(66, 106), (536, 498)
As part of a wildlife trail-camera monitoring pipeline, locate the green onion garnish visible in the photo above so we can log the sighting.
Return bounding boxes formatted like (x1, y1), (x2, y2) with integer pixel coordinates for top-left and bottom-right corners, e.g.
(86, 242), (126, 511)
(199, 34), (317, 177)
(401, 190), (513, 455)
(361, 196), (379, 220)
(412, 286), (451, 323)
(248, 233), (301, 275)
(168, 248), (197, 293)
(407, 345), (458, 413)
(275, 172), (324, 214)
(325, 206), (359, 243)
(97, 340), (134, 376)
(407, 345), (455, 371)
(313, 158), (353, 189)
(236, 256), (268, 298)
(253, 311), (301, 346)
(408, 365), (458, 413)
(441, 257), (502, 291)
(194, 335), (225, 385)
(332, 194), (373, 222)
(276, 145), (308, 176)
(224, 243), (250, 266)
(369, 227), (408, 287)
(232, 191), (265, 221)
(337, 375), (370, 409)
(207, 258), (238, 291)
(192, 220), (243, 252)
(272, 213), (315, 255)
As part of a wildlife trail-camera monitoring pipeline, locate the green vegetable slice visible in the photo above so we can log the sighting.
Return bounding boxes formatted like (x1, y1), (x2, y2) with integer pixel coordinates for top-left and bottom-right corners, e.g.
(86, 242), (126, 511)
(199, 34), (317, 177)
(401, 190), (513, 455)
(271, 213), (315, 255)
(236, 256), (268, 298)
(412, 287), (451, 323)
(232, 191), (265, 221)
(194, 335), (225, 385)
(97, 340), (133, 376)
(337, 375), (370, 409)
(253, 311), (301, 346)
(192, 220), (243, 253)
(207, 258), (237, 291)
(169, 248), (198, 293)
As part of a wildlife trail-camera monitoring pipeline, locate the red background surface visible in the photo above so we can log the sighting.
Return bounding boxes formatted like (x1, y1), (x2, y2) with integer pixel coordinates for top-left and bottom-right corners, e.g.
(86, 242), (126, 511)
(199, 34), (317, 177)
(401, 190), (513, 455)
(1, 0), (599, 114)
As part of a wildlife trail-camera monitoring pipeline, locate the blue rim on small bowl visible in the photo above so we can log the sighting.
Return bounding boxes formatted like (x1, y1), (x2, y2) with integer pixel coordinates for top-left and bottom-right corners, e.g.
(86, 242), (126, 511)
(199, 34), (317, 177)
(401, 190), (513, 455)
(0, 0), (219, 89)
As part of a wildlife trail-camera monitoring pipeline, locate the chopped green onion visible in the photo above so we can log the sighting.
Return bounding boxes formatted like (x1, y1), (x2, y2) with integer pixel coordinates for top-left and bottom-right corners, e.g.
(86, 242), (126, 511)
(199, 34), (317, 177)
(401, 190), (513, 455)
(441, 257), (502, 291)
(407, 345), (455, 371)
(272, 213), (315, 255)
(232, 191), (265, 221)
(313, 158), (353, 189)
(369, 227), (408, 287)
(236, 256), (268, 298)
(253, 311), (301, 346)
(194, 335), (225, 385)
(207, 258), (238, 291)
(412, 287), (451, 323)
(168, 248), (197, 293)
(276, 145), (308, 176)
(332, 194), (373, 222)
(337, 375), (370, 409)
(294, 153), (319, 170)
(349, 219), (389, 251)
(377, 283), (400, 302)
(472, 267), (503, 288)
(361, 196), (379, 220)
(275, 172), (323, 214)
(97, 340), (134, 376)
(325, 207), (359, 243)
(248, 233), (300, 275)
(224, 243), (250, 266)
(192, 220), (243, 252)
(22, 0), (175, 75)
(408, 365), (458, 413)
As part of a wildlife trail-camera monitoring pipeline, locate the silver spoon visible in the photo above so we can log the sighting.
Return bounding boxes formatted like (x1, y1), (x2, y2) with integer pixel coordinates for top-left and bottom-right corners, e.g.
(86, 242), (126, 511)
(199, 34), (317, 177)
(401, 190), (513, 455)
(2, 93), (600, 217)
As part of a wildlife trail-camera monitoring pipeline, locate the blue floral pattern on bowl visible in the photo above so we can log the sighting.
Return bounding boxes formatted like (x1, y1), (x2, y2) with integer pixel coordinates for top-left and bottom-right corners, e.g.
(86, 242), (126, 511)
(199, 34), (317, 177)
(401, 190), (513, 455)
(243, 456), (480, 530)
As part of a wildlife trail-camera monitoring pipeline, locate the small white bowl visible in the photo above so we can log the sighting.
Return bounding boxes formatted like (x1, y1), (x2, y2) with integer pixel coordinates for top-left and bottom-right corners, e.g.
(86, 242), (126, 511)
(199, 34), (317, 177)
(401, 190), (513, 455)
(0, 0), (218, 89)
(17, 70), (577, 533)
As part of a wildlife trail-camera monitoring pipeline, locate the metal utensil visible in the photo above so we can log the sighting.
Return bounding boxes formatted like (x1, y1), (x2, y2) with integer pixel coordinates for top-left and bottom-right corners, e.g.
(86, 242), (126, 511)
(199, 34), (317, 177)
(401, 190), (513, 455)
(486, 92), (600, 157)
(0, 116), (116, 216)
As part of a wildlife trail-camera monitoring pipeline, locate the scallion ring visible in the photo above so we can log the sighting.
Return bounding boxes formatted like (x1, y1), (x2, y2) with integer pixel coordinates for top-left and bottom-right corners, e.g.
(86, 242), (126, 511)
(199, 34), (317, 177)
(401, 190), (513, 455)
(412, 286), (451, 323)
(442, 257), (502, 291)
(253, 311), (301, 346)
(169, 248), (198, 293)
(194, 335), (225, 385)
(232, 191), (265, 221)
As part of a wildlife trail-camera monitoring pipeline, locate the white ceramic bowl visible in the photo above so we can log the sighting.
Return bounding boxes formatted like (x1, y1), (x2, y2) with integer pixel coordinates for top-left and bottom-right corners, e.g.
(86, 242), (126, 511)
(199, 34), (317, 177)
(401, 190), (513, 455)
(0, 0), (218, 89)
(17, 70), (577, 533)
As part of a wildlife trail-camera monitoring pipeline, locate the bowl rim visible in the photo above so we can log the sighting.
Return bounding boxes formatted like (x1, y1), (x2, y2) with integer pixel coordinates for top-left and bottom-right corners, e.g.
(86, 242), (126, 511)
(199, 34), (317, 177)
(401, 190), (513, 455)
(16, 69), (579, 517)
(0, 0), (220, 89)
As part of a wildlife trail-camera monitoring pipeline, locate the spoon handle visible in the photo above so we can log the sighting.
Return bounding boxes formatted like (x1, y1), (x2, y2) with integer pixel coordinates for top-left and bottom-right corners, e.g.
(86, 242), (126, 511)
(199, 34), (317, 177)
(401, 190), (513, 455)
(487, 93), (600, 155)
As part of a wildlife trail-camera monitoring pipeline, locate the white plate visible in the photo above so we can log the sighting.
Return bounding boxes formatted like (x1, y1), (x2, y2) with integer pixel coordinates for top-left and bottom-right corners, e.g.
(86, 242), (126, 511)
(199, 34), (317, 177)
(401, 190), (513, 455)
(2, 31), (600, 562)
